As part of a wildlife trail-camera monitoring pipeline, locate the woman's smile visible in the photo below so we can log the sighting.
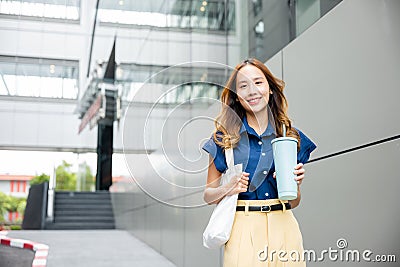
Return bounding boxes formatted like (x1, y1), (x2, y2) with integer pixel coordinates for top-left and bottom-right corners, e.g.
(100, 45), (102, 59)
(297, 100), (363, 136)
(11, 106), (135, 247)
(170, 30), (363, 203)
(246, 96), (262, 105)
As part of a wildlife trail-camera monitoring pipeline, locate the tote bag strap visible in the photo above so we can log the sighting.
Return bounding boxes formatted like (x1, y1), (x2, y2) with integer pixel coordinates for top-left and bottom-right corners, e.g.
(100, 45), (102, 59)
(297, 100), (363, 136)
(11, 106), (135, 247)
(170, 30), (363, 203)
(225, 148), (234, 169)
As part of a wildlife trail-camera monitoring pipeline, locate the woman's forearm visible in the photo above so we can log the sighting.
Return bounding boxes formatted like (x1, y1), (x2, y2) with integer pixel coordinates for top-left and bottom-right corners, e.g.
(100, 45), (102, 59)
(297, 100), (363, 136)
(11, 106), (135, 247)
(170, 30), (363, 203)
(203, 185), (230, 205)
(288, 185), (301, 209)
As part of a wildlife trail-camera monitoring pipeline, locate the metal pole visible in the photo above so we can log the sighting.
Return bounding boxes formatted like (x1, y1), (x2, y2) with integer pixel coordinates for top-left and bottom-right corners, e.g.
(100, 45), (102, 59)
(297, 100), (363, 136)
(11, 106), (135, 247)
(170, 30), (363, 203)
(95, 123), (113, 191)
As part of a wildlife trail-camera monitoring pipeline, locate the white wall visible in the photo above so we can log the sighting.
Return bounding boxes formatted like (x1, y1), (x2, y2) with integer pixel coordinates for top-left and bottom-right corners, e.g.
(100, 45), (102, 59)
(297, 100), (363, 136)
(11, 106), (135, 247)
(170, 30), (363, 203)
(0, 181), (11, 195)
(0, 97), (97, 151)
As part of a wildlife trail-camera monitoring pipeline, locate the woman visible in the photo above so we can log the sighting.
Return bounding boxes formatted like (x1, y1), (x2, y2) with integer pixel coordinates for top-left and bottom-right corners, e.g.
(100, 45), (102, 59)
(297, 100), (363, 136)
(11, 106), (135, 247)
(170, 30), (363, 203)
(202, 58), (316, 266)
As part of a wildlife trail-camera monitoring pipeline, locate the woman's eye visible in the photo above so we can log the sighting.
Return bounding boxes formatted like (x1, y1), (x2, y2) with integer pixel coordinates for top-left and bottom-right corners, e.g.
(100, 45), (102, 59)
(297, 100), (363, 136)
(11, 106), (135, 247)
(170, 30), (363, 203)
(240, 84), (247, 89)
(255, 81), (263, 85)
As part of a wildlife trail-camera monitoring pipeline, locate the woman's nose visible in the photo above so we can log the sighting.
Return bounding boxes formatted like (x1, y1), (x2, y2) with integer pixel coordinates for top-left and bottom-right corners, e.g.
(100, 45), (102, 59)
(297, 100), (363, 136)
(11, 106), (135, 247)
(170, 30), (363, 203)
(248, 82), (259, 94)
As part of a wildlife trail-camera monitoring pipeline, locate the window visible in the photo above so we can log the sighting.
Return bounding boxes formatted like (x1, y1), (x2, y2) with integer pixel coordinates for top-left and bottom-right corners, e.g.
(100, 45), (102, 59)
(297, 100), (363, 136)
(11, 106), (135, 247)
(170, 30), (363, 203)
(252, 0), (262, 16)
(254, 20), (264, 37)
(0, 0), (80, 21)
(114, 62), (226, 104)
(0, 56), (79, 99)
(98, 0), (235, 32)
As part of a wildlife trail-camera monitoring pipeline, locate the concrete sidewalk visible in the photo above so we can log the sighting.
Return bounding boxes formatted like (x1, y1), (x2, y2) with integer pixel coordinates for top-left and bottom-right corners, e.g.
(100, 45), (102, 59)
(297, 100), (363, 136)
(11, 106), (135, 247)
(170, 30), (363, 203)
(6, 230), (176, 267)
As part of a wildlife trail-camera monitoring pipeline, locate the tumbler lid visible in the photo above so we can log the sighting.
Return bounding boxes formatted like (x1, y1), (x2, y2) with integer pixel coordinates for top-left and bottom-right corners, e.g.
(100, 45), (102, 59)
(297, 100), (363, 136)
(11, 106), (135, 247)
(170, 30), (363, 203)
(271, 137), (298, 145)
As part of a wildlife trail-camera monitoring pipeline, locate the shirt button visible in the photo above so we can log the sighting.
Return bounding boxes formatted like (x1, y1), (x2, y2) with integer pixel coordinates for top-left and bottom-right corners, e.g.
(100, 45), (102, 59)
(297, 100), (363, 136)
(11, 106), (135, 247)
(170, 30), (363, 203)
(263, 170), (267, 174)
(265, 193), (269, 197)
(261, 152), (266, 156)
(258, 141), (262, 145)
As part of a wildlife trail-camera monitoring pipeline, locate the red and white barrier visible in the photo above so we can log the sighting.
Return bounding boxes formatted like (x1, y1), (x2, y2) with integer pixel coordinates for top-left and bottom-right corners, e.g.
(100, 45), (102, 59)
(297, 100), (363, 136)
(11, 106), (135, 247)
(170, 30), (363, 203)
(0, 233), (49, 267)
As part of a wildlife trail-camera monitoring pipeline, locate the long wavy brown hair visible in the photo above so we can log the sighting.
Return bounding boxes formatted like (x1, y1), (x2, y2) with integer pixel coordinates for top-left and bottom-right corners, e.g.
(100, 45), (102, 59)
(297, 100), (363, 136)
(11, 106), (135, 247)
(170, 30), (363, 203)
(213, 58), (300, 151)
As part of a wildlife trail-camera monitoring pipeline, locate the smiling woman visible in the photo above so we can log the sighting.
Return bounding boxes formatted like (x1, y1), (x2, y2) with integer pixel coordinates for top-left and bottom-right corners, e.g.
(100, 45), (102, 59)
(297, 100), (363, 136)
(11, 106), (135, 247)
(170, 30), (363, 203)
(202, 58), (317, 266)
(236, 64), (272, 135)
(212, 58), (301, 151)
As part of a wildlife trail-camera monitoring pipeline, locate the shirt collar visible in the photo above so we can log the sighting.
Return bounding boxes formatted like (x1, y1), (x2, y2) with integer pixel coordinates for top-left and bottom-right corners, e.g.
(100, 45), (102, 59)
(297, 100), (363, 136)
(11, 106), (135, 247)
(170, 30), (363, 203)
(239, 107), (276, 137)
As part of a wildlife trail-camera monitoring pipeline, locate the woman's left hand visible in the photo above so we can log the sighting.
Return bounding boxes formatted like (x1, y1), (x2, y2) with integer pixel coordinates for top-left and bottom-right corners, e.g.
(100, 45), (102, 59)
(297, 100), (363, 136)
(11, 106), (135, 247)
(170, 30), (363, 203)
(293, 163), (305, 185)
(272, 163), (305, 186)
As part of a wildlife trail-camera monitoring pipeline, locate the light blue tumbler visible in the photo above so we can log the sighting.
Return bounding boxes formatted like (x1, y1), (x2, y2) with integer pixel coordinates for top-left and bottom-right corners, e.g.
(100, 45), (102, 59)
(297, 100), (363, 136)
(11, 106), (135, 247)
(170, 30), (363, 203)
(271, 137), (298, 200)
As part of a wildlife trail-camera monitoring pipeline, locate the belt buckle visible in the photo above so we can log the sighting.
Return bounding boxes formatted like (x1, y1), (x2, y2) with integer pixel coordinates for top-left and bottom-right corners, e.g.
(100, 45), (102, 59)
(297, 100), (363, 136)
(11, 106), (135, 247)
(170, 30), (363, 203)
(260, 205), (271, 213)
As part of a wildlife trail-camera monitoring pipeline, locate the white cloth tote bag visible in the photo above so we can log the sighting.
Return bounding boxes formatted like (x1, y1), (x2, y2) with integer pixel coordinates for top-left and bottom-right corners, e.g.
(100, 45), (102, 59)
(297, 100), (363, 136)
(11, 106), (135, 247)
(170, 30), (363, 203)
(203, 148), (242, 249)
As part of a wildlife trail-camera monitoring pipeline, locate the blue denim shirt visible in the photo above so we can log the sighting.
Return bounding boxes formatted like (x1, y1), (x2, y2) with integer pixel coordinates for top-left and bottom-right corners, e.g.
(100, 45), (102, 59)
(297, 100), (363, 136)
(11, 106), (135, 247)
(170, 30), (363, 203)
(202, 117), (317, 200)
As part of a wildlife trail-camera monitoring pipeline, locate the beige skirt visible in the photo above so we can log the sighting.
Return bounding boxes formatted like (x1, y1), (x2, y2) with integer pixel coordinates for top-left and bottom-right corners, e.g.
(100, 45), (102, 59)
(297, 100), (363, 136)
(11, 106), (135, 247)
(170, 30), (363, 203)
(223, 199), (306, 267)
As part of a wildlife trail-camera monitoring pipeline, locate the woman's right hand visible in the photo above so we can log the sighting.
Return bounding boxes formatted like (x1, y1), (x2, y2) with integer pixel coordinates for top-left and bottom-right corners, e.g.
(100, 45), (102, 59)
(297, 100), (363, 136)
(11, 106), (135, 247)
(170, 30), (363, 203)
(224, 172), (249, 196)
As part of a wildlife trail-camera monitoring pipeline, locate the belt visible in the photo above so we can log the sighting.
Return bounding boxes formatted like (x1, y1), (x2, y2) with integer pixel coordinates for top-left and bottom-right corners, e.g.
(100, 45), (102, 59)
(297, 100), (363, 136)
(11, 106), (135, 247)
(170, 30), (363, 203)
(236, 202), (291, 212)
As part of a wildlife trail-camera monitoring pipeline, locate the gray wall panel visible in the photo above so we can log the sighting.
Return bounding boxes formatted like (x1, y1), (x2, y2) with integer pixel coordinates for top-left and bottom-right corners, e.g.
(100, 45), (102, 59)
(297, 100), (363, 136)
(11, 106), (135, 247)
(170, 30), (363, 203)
(160, 206), (185, 267)
(278, 0), (400, 158)
(110, 193), (135, 230)
(295, 139), (400, 266)
(265, 50), (283, 79)
(184, 192), (220, 267)
(145, 203), (161, 252)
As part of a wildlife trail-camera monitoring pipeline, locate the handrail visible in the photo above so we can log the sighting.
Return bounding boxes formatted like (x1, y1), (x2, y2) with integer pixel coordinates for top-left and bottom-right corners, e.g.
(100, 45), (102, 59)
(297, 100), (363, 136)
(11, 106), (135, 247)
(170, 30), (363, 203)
(46, 167), (56, 222)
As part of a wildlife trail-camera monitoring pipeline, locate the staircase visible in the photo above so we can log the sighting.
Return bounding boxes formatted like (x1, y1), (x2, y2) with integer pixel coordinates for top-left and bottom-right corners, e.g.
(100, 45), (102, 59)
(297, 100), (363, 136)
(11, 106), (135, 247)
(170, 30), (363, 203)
(46, 191), (115, 230)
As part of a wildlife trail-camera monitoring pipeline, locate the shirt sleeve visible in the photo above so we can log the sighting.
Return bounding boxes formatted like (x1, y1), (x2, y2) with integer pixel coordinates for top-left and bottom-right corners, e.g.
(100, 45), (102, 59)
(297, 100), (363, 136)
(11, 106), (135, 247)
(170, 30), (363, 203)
(296, 128), (317, 164)
(202, 134), (228, 173)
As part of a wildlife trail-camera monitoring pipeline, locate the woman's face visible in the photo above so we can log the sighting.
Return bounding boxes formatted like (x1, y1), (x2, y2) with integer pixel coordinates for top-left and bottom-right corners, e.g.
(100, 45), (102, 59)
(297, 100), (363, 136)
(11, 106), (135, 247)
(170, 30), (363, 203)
(235, 64), (270, 116)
